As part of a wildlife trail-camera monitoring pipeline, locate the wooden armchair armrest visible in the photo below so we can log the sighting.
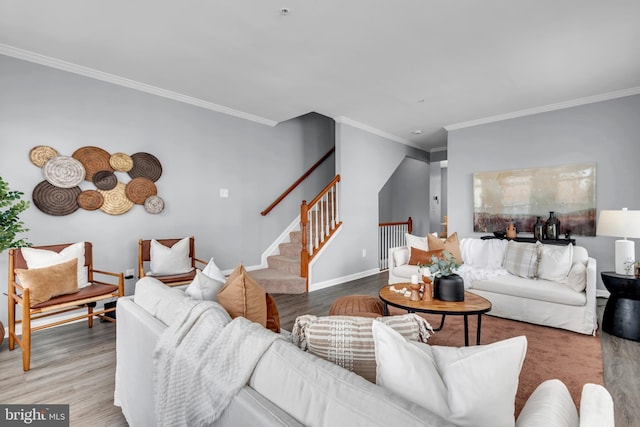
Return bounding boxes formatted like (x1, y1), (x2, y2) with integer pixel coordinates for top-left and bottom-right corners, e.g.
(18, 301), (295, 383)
(195, 257), (208, 269)
(90, 268), (125, 296)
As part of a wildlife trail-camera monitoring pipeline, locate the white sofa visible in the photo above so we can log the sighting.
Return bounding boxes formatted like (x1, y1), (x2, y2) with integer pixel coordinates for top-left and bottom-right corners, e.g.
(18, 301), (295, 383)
(388, 237), (598, 335)
(114, 278), (613, 427)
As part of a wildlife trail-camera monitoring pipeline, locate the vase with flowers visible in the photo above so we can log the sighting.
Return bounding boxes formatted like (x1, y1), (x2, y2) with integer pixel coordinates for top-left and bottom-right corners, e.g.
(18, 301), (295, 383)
(424, 250), (464, 302)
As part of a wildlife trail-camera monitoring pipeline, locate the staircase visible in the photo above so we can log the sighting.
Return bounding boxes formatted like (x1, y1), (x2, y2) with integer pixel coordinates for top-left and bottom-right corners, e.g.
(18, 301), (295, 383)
(250, 230), (307, 294)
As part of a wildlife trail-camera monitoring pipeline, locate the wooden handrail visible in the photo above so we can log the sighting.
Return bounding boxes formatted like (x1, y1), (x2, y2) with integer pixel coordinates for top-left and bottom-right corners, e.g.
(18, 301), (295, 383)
(261, 147), (335, 216)
(379, 217), (412, 234)
(307, 174), (341, 208)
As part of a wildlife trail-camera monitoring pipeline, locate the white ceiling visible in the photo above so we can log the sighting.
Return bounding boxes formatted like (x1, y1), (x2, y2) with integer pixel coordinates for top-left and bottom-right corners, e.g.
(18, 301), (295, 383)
(1, 1), (639, 151)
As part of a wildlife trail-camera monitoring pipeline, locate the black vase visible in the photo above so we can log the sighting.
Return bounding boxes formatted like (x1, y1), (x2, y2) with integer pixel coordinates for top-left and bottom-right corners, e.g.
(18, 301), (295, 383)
(545, 211), (560, 240)
(533, 216), (544, 241)
(434, 274), (465, 302)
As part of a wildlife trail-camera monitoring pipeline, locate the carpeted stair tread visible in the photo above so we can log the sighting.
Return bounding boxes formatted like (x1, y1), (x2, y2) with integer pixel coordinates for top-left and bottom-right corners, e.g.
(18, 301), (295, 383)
(267, 254), (300, 275)
(250, 268), (306, 294)
(279, 242), (301, 257)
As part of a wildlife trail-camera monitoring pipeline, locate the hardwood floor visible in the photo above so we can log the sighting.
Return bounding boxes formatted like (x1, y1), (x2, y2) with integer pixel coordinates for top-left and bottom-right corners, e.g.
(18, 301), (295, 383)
(0, 272), (638, 426)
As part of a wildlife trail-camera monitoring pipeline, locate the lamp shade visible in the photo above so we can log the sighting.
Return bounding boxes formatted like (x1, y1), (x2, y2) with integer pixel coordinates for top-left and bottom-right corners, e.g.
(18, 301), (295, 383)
(596, 209), (640, 239)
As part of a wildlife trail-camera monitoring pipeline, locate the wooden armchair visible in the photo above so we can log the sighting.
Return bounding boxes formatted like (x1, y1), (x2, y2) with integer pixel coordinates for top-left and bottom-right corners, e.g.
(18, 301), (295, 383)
(138, 236), (207, 287)
(8, 242), (124, 371)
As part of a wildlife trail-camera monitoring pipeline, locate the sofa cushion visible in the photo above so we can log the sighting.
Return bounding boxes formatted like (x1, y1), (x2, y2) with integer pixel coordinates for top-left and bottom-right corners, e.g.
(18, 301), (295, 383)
(372, 321), (527, 427)
(392, 263), (420, 281)
(290, 314), (432, 383)
(134, 276), (190, 326)
(149, 237), (192, 275)
(515, 379), (579, 427)
(428, 232), (463, 264)
(459, 237), (507, 268)
(405, 233), (428, 251)
(393, 247), (410, 266)
(185, 269), (225, 301)
(471, 274), (587, 306)
(217, 264), (267, 327)
(15, 258), (79, 306)
(408, 247), (443, 265)
(202, 257), (227, 283)
(537, 243), (573, 283)
(503, 241), (539, 279)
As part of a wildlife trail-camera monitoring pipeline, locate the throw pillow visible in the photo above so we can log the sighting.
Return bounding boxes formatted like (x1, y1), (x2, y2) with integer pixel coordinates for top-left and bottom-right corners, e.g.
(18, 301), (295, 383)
(408, 247), (444, 266)
(515, 379), (579, 427)
(405, 233), (428, 251)
(372, 321), (527, 427)
(21, 241), (88, 288)
(217, 264), (267, 327)
(393, 247), (410, 267)
(185, 270), (225, 301)
(427, 232), (463, 264)
(202, 257), (227, 283)
(149, 237), (192, 275)
(265, 293), (280, 333)
(15, 258), (79, 306)
(537, 243), (573, 283)
(503, 240), (539, 279)
(565, 262), (587, 292)
(290, 313), (433, 383)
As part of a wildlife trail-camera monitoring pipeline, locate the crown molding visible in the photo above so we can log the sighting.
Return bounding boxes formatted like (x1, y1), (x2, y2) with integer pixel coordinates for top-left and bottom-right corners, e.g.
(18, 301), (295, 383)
(334, 116), (425, 149)
(0, 44), (278, 127)
(444, 86), (640, 131)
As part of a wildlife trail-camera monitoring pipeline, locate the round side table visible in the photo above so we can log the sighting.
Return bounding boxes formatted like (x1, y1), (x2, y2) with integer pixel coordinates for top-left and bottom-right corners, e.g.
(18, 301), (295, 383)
(601, 271), (640, 341)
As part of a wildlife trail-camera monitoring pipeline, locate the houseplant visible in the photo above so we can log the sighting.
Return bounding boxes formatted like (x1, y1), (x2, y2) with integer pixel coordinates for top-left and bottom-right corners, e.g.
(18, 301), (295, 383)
(0, 176), (31, 253)
(426, 250), (464, 302)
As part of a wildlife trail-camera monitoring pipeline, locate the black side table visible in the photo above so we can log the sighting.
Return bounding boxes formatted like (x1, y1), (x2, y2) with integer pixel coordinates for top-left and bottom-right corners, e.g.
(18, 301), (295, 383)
(601, 272), (640, 341)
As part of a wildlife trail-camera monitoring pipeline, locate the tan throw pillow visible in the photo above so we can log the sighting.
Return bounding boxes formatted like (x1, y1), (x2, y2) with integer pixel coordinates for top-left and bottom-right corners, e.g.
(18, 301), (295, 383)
(290, 314), (433, 383)
(15, 258), (79, 306)
(408, 247), (444, 266)
(217, 264), (267, 327)
(427, 232), (463, 264)
(266, 293), (280, 333)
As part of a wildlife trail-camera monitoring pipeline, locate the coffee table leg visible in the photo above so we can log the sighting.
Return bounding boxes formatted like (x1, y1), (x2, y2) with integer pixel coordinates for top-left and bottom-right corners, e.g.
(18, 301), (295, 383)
(383, 303), (389, 316)
(432, 314), (446, 332)
(464, 315), (469, 346)
(476, 314), (482, 345)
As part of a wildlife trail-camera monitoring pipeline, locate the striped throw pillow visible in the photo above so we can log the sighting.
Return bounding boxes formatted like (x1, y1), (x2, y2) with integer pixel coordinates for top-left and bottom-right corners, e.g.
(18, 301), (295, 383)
(502, 241), (539, 279)
(290, 314), (433, 383)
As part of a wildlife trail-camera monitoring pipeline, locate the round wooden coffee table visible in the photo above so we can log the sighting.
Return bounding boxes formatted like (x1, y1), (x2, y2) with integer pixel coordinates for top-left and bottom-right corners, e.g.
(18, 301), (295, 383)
(379, 284), (492, 346)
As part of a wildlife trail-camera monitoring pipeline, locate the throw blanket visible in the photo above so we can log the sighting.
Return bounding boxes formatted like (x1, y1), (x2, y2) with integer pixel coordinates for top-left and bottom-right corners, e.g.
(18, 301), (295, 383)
(153, 299), (282, 426)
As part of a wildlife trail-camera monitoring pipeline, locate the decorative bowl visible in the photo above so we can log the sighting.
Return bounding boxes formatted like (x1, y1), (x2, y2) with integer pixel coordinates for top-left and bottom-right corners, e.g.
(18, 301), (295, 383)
(493, 231), (506, 238)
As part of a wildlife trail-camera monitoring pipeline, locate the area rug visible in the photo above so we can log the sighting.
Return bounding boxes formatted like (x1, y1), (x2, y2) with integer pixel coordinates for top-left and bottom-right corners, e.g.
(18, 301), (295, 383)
(389, 309), (604, 416)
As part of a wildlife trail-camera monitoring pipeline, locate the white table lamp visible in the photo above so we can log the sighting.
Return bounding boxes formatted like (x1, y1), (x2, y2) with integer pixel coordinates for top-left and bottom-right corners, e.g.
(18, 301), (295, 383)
(597, 208), (640, 275)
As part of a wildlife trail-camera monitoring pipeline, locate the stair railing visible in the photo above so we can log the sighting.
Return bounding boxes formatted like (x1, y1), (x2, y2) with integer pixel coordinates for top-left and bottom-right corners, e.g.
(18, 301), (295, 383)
(261, 147), (335, 216)
(378, 217), (412, 270)
(300, 174), (341, 281)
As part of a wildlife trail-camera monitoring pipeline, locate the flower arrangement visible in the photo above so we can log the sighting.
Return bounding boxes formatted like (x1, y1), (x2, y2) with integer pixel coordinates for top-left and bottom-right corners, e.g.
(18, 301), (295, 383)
(419, 250), (461, 278)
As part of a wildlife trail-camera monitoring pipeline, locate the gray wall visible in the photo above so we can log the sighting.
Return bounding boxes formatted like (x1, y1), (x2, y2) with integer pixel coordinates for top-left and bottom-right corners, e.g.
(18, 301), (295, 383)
(0, 55), (335, 323)
(378, 157), (430, 235)
(448, 94), (640, 292)
(310, 123), (430, 286)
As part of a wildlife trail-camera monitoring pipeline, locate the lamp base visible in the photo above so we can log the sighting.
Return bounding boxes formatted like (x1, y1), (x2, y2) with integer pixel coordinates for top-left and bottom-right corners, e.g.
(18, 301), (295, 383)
(615, 239), (635, 275)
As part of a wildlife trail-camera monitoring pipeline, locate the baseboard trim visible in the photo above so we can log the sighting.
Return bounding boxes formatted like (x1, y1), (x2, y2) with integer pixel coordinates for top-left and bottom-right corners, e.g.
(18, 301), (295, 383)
(309, 268), (381, 292)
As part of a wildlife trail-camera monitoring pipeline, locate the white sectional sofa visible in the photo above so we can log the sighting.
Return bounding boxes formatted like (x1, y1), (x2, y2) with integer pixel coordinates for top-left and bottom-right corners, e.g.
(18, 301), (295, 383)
(388, 237), (598, 335)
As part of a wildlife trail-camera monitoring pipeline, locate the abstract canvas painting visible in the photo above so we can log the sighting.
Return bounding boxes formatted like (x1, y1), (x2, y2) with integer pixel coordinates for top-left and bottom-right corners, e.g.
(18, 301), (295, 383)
(473, 162), (596, 236)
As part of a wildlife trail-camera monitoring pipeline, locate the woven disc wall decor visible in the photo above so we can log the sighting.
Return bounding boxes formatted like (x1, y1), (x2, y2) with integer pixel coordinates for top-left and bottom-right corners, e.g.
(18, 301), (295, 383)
(72, 146), (113, 181)
(97, 182), (133, 215)
(32, 180), (81, 216)
(144, 195), (164, 214)
(128, 152), (162, 182)
(109, 152), (134, 172)
(92, 170), (118, 190)
(29, 145), (59, 168)
(125, 177), (157, 204)
(42, 156), (86, 188)
(77, 190), (104, 211)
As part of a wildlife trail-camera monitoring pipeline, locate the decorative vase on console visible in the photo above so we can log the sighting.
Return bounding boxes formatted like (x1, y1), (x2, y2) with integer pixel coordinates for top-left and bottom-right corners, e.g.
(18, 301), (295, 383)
(545, 211), (560, 240)
(533, 216), (544, 241)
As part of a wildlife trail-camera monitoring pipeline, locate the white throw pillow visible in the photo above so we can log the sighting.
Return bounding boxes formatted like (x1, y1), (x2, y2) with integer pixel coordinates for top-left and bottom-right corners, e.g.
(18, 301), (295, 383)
(503, 241), (539, 279)
(579, 383), (615, 427)
(185, 270), (224, 301)
(393, 248), (410, 267)
(21, 241), (89, 288)
(405, 233), (428, 251)
(202, 257), (227, 283)
(515, 379), (579, 427)
(149, 237), (192, 275)
(537, 243), (573, 283)
(372, 321), (527, 427)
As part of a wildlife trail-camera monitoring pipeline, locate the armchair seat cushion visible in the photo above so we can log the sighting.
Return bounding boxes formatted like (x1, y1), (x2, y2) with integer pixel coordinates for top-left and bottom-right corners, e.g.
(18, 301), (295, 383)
(31, 283), (119, 309)
(146, 270), (196, 284)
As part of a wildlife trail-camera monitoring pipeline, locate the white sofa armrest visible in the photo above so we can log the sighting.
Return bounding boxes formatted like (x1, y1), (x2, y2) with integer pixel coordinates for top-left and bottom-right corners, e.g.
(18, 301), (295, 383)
(579, 383), (615, 427)
(388, 246), (409, 284)
(584, 257), (598, 335)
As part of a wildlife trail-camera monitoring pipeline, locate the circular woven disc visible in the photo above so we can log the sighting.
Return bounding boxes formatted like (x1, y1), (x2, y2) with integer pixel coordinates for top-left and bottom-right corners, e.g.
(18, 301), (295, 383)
(72, 146), (113, 181)
(92, 170), (118, 190)
(125, 177), (157, 204)
(144, 195), (165, 214)
(32, 180), (81, 216)
(29, 145), (59, 168)
(42, 156), (86, 188)
(128, 152), (162, 182)
(110, 152), (134, 172)
(98, 182), (133, 215)
(77, 190), (104, 211)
